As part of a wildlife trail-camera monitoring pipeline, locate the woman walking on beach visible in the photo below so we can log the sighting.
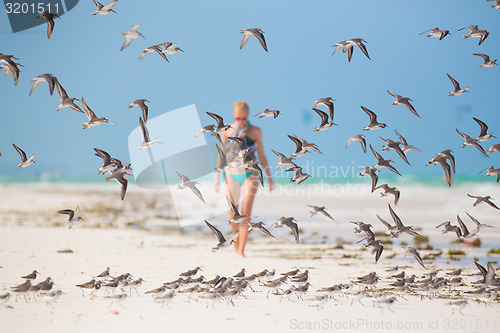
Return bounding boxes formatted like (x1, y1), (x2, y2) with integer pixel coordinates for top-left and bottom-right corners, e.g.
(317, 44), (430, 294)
(214, 101), (274, 257)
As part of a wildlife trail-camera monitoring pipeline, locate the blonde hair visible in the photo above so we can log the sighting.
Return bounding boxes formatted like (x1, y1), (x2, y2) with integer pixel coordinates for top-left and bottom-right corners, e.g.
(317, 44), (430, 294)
(233, 100), (249, 115)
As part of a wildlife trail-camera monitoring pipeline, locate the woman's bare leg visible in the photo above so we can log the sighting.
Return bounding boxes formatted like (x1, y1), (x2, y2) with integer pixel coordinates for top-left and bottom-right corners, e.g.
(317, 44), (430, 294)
(238, 174), (259, 257)
(224, 174), (241, 251)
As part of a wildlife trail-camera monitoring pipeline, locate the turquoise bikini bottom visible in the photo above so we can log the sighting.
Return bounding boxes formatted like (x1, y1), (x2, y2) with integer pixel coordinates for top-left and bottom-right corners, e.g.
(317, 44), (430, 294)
(225, 171), (255, 185)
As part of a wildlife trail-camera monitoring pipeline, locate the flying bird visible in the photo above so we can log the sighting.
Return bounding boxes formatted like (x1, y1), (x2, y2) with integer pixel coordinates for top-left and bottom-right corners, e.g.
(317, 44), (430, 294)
(458, 25), (489, 45)
(214, 144), (230, 172)
(467, 194), (499, 210)
(205, 220), (239, 252)
(346, 134), (366, 153)
(140, 44), (169, 62)
(239, 28), (268, 51)
(361, 106), (387, 130)
(486, 144), (500, 156)
(419, 27), (451, 40)
(12, 144), (35, 169)
(312, 108), (336, 131)
(480, 166), (500, 182)
(254, 109), (280, 119)
(55, 78), (83, 113)
(0, 59), (21, 86)
(176, 171), (206, 204)
(370, 145), (402, 176)
(359, 166), (379, 192)
(365, 239), (384, 262)
(206, 112), (232, 133)
(226, 196), (256, 224)
(272, 150), (295, 168)
(272, 217), (299, 243)
(58, 207), (85, 229)
(29, 74), (55, 96)
(395, 130), (421, 153)
(287, 165), (310, 184)
(121, 24), (144, 51)
(473, 53), (497, 67)
(456, 129), (486, 155)
(404, 247), (426, 269)
(473, 117), (495, 142)
(387, 90), (420, 118)
(81, 97), (115, 129)
(247, 221), (276, 239)
(387, 204), (421, 237)
(374, 184), (400, 205)
(105, 163), (130, 200)
(94, 148), (117, 174)
(332, 38), (370, 62)
(312, 97), (335, 121)
(426, 155), (453, 186)
(447, 74), (470, 96)
(307, 205), (336, 221)
(92, 0), (118, 15)
(162, 42), (184, 55)
(288, 135), (322, 157)
(437, 149), (456, 173)
(128, 99), (150, 123)
(240, 28), (267, 52)
(488, 0), (500, 9)
(380, 136), (410, 165)
(435, 221), (462, 238)
(36, 11), (59, 39)
(137, 117), (160, 149)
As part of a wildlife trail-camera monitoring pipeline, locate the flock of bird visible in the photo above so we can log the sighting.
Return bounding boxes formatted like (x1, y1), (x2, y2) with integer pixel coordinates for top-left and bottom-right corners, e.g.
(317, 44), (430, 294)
(0, 0), (499, 311)
(1, 263), (498, 314)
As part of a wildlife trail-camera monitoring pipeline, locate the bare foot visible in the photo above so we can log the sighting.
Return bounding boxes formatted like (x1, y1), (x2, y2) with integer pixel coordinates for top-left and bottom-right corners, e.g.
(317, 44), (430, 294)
(238, 253), (246, 258)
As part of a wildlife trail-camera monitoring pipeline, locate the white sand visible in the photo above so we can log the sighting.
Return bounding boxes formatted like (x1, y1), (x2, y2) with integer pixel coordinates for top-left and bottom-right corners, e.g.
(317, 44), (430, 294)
(0, 182), (499, 332)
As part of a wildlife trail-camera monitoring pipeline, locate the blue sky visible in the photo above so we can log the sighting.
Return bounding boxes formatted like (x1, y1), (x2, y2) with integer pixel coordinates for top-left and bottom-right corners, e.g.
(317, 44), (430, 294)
(0, 0), (499, 183)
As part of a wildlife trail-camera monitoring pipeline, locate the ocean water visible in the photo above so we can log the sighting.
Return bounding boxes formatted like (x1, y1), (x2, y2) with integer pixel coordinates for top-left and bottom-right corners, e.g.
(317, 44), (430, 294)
(0, 172), (497, 186)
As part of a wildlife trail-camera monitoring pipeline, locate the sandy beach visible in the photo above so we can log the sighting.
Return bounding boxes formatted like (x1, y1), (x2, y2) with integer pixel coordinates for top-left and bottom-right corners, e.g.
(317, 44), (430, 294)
(0, 182), (499, 333)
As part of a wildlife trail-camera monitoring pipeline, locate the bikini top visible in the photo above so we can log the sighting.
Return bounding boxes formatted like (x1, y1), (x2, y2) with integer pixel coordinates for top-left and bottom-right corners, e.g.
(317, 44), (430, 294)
(224, 123), (256, 162)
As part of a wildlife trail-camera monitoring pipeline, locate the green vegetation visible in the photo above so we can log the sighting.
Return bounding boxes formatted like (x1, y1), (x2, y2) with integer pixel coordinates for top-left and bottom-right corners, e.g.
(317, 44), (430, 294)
(447, 249), (466, 256)
(413, 235), (429, 245)
(487, 248), (500, 255)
